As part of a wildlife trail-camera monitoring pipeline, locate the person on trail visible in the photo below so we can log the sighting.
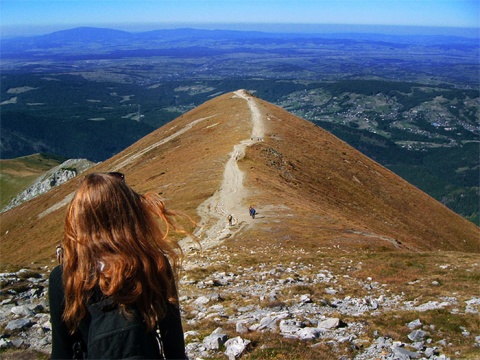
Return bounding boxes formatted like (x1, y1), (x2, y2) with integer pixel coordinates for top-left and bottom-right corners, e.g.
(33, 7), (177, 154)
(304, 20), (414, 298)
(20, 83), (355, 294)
(48, 172), (187, 359)
(249, 206), (256, 219)
(55, 245), (63, 264)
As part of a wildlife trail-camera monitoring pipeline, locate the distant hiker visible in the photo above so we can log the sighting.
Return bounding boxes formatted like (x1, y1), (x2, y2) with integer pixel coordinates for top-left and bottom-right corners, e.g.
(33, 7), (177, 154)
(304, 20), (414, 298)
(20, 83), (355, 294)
(49, 172), (188, 359)
(55, 245), (63, 264)
(228, 214), (233, 226)
(249, 206), (256, 219)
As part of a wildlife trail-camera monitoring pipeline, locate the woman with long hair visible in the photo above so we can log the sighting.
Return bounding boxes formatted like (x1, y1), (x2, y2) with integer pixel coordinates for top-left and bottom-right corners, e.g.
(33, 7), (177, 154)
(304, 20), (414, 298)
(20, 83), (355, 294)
(48, 172), (188, 359)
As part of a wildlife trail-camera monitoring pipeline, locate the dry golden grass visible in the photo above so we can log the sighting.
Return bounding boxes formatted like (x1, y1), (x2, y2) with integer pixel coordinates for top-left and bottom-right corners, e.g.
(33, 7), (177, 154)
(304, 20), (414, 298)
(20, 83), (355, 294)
(240, 332), (344, 360)
(1, 90), (478, 269)
(1, 91), (479, 359)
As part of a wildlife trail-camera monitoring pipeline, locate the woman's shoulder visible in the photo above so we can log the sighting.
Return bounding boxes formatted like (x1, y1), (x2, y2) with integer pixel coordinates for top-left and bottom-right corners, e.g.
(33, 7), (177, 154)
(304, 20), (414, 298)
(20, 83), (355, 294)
(48, 265), (66, 310)
(50, 265), (63, 278)
(49, 265), (63, 283)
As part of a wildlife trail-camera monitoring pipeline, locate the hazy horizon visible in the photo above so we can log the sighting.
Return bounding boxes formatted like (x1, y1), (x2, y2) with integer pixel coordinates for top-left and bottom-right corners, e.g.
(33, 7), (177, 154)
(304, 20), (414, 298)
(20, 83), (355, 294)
(1, 22), (478, 39)
(1, 0), (478, 38)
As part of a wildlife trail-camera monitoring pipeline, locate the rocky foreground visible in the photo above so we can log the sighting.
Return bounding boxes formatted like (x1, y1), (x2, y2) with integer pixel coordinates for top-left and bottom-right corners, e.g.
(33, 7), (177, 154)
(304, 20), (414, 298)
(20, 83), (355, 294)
(1, 246), (479, 359)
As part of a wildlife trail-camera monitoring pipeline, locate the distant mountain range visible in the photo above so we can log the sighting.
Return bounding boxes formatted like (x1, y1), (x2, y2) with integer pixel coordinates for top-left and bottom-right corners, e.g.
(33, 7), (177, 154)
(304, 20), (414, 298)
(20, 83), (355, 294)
(2, 26), (478, 60)
(2, 91), (477, 267)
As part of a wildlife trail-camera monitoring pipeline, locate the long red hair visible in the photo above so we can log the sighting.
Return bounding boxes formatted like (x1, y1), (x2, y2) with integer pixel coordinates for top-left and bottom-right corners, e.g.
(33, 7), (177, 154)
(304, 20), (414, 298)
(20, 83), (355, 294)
(62, 172), (184, 332)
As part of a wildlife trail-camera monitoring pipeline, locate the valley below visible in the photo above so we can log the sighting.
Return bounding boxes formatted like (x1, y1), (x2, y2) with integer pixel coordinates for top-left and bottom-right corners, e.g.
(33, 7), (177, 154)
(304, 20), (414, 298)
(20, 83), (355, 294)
(0, 27), (479, 359)
(1, 28), (478, 223)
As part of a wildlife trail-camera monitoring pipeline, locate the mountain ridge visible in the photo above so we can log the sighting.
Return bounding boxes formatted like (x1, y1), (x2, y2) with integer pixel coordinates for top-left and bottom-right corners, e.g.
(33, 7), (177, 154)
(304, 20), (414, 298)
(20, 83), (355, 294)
(1, 90), (478, 267)
(2, 26), (477, 58)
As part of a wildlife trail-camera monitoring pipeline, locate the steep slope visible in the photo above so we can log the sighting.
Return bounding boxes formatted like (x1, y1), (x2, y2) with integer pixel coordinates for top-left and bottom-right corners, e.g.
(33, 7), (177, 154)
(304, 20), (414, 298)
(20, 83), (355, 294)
(1, 90), (478, 267)
(234, 93), (479, 253)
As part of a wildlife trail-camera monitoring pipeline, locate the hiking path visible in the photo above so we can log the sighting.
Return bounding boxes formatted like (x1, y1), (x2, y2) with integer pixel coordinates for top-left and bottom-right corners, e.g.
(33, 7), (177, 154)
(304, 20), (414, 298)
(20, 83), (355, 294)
(188, 90), (265, 249)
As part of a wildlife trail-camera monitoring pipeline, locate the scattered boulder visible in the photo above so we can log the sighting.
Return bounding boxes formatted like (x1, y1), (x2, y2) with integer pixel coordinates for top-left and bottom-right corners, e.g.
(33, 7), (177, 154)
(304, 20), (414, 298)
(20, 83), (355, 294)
(5, 318), (33, 331)
(224, 336), (250, 360)
(408, 329), (427, 342)
(318, 317), (343, 330)
(203, 327), (228, 350)
(407, 318), (422, 330)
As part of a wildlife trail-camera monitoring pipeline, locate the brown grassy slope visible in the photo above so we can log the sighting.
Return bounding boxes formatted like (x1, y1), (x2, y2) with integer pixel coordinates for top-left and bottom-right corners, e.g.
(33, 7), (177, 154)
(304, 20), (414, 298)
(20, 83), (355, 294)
(0, 91), (478, 268)
(234, 95), (479, 253)
(0, 92), (252, 267)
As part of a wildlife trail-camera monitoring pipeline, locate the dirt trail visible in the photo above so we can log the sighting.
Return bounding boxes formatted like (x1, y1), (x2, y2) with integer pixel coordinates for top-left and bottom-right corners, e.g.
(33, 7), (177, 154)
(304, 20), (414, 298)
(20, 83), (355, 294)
(188, 90), (264, 249)
(40, 91), (263, 247)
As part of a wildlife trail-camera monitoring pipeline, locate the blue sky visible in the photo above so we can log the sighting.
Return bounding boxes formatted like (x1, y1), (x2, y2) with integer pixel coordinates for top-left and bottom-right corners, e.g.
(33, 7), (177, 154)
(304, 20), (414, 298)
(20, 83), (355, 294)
(1, 0), (478, 37)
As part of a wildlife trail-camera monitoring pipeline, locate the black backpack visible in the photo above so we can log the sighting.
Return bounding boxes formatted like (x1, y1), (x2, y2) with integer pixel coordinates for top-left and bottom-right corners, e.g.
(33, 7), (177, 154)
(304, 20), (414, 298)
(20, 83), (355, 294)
(74, 299), (162, 359)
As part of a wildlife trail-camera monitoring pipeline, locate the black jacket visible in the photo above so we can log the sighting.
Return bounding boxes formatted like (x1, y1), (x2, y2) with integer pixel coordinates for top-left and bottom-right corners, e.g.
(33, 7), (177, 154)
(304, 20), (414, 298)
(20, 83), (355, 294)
(48, 266), (187, 359)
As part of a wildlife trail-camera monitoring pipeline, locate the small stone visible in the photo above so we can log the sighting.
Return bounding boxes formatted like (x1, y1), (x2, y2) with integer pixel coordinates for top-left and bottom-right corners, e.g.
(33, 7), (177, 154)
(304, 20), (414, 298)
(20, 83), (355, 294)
(437, 339), (447, 347)
(300, 294), (312, 303)
(185, 330), (199, 338)
(408, 329), (426, 342)
(258, 316), (278, 331)
(11, 305), (35, 317)
(393, 346), (421, 359)
(203, 330), (228, 350)
(279, 319), (304, 334)
(0, 338), (12, 349)
(296, 327), (322, 340)
(1, 298), (14, 305)
(5, 318), (33, 331)
(236, 322), (248, 334)
(407, 319), (422, 330)
(194, 296), (210, 306)
(224, 336), (250, 360)
(10, 337), (25, 348)
(369, 299), (379, 310)
(318, 318), (341, 329)
(425, 347), (439, 357)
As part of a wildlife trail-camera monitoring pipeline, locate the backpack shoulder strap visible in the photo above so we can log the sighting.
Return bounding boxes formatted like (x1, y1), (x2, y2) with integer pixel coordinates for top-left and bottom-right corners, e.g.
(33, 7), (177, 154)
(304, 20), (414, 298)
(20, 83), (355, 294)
(72, 331), (86, 360)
